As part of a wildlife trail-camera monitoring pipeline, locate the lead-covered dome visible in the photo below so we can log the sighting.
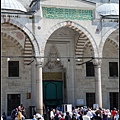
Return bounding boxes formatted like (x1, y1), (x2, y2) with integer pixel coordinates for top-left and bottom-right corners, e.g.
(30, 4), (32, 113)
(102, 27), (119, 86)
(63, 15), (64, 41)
(96, 3), (119, 16)
(1, 0), (27, 12)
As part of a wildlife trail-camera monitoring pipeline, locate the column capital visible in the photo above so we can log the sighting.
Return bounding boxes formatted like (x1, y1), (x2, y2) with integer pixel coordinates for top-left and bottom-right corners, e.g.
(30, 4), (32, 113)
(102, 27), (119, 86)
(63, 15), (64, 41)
(36, 62), (43, 67)
(93, 59), (102, 66)
(36, 58), (43, 67)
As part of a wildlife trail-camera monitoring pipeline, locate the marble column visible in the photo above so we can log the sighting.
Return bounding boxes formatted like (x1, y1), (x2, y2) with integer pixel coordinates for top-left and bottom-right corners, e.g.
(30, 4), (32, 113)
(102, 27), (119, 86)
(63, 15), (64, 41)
(36, 60), (43, 115)
(31, 61), (36, 105)
(93, 59), (102, 108)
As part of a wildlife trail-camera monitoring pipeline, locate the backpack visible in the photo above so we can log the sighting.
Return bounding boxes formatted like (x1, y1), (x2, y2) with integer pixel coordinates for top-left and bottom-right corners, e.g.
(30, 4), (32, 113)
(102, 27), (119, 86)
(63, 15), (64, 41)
(11, 109), (18, 119)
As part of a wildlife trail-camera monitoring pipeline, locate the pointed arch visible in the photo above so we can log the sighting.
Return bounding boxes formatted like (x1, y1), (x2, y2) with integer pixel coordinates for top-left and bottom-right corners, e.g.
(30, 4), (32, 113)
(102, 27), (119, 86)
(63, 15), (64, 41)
(1, 18), (40, 57)
(44, 21), (99, 58)
(99, 25), (119, 57)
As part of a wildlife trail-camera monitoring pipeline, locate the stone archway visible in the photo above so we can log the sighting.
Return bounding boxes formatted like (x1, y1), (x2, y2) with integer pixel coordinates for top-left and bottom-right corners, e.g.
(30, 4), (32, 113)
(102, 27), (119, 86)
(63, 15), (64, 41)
(1, 18), (40, 58)
(43, 21), (99, 106)
(44, 21), (99, 59)
(99, 25), (119, 57)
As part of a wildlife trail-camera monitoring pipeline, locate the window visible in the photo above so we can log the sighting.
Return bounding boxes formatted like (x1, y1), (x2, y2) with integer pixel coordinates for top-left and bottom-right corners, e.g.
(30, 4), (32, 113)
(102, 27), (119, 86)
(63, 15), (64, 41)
(86, 93), (95, 108)
(8, 61), (19, 77)
(109, 92), (118, 110)
(86, 62), (95, 77)
(109, 62), (118, 77)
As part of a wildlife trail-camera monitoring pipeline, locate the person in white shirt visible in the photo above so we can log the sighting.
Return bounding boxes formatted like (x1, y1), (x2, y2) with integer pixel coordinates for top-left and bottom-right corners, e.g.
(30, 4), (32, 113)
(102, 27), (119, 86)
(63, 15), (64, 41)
(1, 115), (3, 120)
(87, 109), (93, 119)
(82, 111), (90, 120)
(50, 109), (55, 120)
(106, 109), (111, 120)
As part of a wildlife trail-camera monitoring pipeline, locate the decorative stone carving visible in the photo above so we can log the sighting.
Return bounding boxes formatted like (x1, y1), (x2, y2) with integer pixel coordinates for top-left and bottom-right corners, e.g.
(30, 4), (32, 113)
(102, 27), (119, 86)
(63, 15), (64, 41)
(92, 58), (102, 66)
(45, 45), (63, 69)
(16, 32), (24, 40)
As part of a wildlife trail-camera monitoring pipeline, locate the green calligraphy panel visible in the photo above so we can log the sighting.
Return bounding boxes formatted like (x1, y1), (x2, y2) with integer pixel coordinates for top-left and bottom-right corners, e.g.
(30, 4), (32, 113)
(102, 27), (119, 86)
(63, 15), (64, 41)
(42, 7), (93, 20)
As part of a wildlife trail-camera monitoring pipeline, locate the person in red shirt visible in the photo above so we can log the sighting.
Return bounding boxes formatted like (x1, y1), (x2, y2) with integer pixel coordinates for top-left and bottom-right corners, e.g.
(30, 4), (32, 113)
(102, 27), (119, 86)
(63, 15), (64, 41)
(111, 108), (117, 120)
(60, 114), (65, 120)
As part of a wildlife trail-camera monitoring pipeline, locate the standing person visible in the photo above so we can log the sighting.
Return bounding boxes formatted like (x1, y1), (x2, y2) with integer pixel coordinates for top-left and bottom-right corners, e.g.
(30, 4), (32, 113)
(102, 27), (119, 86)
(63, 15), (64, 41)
(60, 114), (65, 120)
(111, 108), (117, 120)
(58, 111), (62, 119)
(92, 110), (102, 120)
(11, 108), (18, 120)
(102, 109), (108, 120)
(54, 113), (59, 120)
(18, 104), (27, 119)
(79, 111), (83, 120)
(50, 108), (55, 120)
(65, 112), (72, 120)
(87, 109), (93, 120)
(46, 107), (50, 120)
(106, 109), (111, 120)
(43, 104), (47, 120)
(82, 111), (90, 120)
(1, 115), (3, 120)
(72, 113), (77, 120)
(32, 115), (37, 120)
(114, 111), (119, 120)
(18, 105), (25, 120)
(17, 110), (23, 120)
(2, 112), (7, 120)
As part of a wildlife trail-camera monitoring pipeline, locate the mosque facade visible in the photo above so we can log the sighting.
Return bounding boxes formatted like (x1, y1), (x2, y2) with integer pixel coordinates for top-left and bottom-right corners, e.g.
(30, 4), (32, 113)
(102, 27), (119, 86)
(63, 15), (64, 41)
(1, 0), (119, 117)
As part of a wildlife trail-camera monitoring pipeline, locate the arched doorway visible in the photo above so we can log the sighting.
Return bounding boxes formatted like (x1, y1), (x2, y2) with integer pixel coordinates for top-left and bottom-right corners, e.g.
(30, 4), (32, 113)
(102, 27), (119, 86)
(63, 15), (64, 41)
(42, 20), (97, 106)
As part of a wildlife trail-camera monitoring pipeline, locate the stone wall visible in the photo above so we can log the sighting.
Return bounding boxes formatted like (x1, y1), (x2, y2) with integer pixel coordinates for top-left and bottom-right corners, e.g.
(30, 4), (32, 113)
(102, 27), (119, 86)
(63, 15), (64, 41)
(1, 37), (33, 116)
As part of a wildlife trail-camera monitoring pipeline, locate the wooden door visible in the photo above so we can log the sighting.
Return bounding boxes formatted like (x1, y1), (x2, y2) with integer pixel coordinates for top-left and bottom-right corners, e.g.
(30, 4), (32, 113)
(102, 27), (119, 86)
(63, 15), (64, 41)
(7, 94), (20, 115)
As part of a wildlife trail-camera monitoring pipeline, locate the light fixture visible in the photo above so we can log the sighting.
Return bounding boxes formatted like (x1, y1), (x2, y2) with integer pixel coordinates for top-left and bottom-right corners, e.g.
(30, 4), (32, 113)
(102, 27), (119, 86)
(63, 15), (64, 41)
(57, 58), (60, 61)
(7, 58), (10, 61)
(68, 59), (70, 62)
(77, 59), (82, 62)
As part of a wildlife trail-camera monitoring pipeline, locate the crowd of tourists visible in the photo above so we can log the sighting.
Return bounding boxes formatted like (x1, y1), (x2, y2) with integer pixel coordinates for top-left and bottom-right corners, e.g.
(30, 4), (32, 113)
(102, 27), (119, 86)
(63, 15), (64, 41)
(42, 107), (119, 120)
(1, 106), (119, 120)
(1, 104), (27, 120)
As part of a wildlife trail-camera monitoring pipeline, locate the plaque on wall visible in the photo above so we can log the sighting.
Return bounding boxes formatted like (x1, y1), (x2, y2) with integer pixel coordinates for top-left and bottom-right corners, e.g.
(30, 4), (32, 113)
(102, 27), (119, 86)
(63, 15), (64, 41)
(77, 99), (84, 105)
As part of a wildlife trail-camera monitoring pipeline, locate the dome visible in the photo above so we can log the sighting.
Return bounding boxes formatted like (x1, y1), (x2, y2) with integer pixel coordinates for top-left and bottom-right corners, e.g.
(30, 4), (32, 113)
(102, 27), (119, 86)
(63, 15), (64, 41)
(1, 0), (27, 12)
(96, 3), (119, 16)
